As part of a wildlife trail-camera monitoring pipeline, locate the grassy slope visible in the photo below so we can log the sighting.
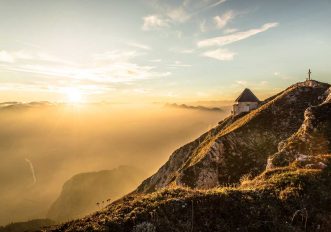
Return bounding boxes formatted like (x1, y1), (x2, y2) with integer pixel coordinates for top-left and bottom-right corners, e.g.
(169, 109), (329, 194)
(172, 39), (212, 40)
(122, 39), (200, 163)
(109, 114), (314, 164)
(137, 82), (330, 192)
(177, 82), (330, 187)
(48, 156), (331, 232)
(0, 219), (55, 232)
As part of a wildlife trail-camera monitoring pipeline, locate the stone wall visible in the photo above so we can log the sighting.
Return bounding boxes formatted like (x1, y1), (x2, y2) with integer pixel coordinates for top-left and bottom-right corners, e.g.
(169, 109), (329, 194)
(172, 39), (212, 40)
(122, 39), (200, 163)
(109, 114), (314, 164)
(232, 102), (258, 116)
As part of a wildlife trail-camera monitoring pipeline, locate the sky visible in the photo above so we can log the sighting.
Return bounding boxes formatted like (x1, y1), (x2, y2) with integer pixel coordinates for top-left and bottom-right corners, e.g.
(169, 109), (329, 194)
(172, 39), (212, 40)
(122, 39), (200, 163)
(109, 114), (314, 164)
(0, 0), (330, 103)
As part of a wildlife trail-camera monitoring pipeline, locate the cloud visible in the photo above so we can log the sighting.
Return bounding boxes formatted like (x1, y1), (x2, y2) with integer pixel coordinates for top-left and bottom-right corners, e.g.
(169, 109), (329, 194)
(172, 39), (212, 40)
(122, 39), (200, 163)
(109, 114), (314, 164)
(259, 81), (268, 86)
(150, 59), (162, 63)
(202, 48), (236, 61)
(274, 72), (293, 80)
(168, 61), (192, 68)
(180, 49), (195, 54)
(92, 50), (138, 62)
(0, 50), (75, 65)
(127, 42), (151, 50)
(201, 0), (227, 11)
(25, 158), (37, 185)
(0, 51), (15, 63)
(197, 22), (279, 47)
(214, 10), (235, 29)
(133, 88), (150, 94)
(199, 20), (207, 32)
(142, 15), (169, 31)
(223, 28), (238, 34)
(141, 8), (189, 32)
(166, 7), (190, 23)
(236, 80), (247, 85)
(0, 50), (171, 95)
(142, 0), (226, 31)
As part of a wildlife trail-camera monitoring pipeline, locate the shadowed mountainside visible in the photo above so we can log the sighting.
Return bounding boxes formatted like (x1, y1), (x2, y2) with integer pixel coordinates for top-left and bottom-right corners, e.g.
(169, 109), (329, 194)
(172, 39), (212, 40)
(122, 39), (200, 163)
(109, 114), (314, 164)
(0, 219), (55, 232)
(47, 166), (147, 222)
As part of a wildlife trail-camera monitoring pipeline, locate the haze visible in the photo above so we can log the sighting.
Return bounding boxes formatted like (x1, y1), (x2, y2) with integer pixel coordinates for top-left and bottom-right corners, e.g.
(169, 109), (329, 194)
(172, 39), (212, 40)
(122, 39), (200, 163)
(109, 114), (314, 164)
(0, 103), (229, 225)
(0, 0), (331, 228)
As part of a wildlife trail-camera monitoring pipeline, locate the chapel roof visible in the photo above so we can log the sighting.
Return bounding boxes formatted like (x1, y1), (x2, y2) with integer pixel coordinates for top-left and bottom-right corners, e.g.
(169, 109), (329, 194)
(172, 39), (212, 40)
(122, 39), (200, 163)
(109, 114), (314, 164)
(235, 88), (260, 102)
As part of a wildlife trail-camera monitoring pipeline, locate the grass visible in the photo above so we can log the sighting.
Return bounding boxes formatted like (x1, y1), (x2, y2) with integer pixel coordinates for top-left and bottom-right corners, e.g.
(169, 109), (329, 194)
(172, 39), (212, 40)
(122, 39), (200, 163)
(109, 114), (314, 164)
(48, 156), (331, 232)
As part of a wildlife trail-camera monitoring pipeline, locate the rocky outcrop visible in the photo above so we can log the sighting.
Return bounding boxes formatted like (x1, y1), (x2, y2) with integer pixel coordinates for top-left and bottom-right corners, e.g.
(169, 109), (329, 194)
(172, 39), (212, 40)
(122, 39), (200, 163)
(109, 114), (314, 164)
(137, 81), (330, 192)
(270, 86), (331, 167)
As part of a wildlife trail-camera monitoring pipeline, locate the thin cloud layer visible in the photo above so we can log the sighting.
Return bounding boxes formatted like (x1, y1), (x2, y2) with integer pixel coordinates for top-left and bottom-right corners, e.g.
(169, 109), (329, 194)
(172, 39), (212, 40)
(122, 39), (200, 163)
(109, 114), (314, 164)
(127, 42), (151, 50)
(202, 48), (236, 61)
(214, 10), (235, 29)
(0, 50), (171, 95)
(198, 22), (279, 47)
(142, 15), (169, 31)
(142, 0), (227, 31)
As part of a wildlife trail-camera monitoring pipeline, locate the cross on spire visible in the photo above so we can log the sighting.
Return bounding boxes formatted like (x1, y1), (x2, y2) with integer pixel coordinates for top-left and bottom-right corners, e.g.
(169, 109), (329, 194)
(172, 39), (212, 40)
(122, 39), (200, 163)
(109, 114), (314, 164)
(308, 69), (312, 80)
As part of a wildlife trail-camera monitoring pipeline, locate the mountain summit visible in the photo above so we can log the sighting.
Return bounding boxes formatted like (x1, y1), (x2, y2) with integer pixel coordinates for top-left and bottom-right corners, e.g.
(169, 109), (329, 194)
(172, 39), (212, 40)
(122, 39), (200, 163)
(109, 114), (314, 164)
(136, 80), (330, 192)
(47, 80), (331, 232)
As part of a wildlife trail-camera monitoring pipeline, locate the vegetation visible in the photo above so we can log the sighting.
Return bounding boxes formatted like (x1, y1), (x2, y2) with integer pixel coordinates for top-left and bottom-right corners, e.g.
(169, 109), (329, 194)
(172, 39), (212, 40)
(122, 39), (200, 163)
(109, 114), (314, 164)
(47, 156), (331, 232)
(137, 81), (330, 192)
(0, 219), (55, 232)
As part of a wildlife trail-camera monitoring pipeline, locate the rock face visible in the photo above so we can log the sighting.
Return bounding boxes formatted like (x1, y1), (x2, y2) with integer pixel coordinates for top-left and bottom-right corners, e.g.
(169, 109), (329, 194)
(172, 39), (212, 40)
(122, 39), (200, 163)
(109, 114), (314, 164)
(47, 166), (146, 222)
(271, 86), (331, 167)
(137, 81), (330, 192)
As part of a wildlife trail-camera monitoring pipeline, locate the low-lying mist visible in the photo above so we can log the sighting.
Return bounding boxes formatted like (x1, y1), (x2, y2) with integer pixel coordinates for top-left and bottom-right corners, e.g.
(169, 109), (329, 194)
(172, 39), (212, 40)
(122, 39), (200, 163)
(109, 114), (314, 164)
(0, 102), (230, 225)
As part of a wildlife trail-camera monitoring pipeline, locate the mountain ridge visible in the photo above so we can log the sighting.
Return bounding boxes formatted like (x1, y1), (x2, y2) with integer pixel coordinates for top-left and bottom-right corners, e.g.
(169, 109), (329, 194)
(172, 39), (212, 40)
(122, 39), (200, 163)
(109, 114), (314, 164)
(46, 80), (331, 232)
(136, 80), (330, 192)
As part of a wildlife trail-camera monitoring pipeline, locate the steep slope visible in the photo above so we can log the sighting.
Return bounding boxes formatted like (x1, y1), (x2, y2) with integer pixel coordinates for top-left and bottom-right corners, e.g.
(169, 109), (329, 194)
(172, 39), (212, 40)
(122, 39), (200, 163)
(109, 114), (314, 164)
(47, 156), (331, 232)
(270, 86), (331, 167)
(47, 166), (146, 222)
(137, 81), (330, 192)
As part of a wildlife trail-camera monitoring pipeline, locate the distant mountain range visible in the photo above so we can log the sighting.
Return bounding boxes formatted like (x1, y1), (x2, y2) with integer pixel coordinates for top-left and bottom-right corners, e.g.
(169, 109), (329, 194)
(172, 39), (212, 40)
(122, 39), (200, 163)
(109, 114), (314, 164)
(0, 101), (55, 110)
(46, 80), (331, 232)
(165, 103), (225, 112)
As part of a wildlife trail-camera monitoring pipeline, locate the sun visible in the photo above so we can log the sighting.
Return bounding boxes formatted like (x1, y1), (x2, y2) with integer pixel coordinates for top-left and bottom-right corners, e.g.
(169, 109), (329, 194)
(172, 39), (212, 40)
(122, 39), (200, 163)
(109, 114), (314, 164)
(66, 88), (83, 103)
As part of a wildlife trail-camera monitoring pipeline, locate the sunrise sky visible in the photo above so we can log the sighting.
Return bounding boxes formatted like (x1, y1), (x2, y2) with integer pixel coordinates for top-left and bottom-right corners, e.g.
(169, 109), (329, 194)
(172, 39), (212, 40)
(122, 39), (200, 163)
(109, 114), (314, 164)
(0, 0), (330, 103)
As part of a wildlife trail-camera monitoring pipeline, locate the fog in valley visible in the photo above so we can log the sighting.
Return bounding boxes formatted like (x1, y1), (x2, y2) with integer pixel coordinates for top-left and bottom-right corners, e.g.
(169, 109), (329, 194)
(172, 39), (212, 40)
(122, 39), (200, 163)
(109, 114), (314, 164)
(0, 102), (230, 225)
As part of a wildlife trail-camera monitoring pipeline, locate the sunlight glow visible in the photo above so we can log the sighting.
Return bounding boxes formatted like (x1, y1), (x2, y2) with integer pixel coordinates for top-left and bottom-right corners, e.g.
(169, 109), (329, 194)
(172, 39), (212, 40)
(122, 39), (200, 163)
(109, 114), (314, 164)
(66, 88), (83, 103)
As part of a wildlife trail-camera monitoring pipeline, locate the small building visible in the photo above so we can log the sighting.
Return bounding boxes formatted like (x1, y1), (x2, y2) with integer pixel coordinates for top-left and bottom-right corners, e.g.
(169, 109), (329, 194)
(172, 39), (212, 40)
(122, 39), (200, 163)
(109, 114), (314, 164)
(232, 88), (260, 116)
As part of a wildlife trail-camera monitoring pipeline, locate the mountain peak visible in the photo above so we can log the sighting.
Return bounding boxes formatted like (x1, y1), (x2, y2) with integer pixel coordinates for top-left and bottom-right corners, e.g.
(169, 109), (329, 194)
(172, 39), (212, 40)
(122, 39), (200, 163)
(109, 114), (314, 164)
(136, 80), (330, 192)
